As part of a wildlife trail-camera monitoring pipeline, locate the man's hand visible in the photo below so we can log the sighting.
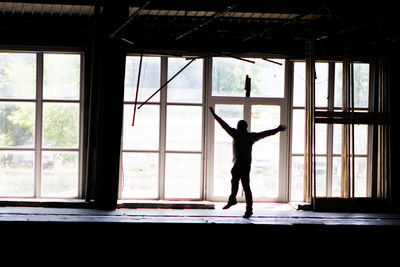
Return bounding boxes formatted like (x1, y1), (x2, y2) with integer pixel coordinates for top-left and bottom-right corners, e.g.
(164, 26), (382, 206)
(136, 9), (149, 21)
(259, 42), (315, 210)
(277, 125), (287, 131)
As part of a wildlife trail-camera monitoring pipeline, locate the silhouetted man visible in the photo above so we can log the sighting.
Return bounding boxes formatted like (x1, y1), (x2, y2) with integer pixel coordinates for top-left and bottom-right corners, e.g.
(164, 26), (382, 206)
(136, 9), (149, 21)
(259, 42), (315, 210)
(209, 107), (286, 218)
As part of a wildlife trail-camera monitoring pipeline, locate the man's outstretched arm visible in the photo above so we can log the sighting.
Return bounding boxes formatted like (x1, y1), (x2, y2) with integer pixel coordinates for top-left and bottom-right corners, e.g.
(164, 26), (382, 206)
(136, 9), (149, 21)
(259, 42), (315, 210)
(209, 107), (236, 137)
(254, 125), (286, 141)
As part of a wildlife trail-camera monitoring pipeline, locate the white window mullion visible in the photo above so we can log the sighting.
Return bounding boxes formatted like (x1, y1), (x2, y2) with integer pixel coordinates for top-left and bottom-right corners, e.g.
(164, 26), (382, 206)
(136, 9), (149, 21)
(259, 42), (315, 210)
(34, 52), (44, 198)
(159, 56), (167, 200)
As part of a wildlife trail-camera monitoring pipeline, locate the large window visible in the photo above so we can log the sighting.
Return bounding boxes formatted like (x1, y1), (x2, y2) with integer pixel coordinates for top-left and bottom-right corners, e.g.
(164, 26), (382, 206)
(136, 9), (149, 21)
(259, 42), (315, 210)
(0, 52), (82, 198)
(290, 61), (371, 201)
(121, 56), (203, 199)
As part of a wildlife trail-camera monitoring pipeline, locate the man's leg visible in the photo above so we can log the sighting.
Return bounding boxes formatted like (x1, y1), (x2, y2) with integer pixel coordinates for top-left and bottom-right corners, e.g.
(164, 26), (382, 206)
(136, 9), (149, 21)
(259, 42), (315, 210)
(241, 174), (253, 218)
(223, 167), (239, 209)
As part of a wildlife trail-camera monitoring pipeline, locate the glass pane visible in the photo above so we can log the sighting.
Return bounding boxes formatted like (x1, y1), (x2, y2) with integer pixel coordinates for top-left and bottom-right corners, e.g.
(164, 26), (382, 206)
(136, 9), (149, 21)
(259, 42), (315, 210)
(332, 156), (342, 197)
(333, 124), (342, 155)
(165, 153), (201, 199)
(251, 105), (280, 198)
(166, 106), (202, 151)
(167, 58), (203, 103)
(41, 151), (79, 197)
(355, 157), (367, 197)
(292, 109), (305, 154)
(121, 152), (158, 199)
(42, 103), (79, 148)
(0, 151), (34, 197)
(125, 56), (160, 103)
(354, 125), (368, 155)
(293, 62), (305, 107)
(123, 104), (159, 150)
(353, 63), (369, 108)
(0, 53), (36, 99)
(213, 105), (243, 197)
(291, 156), (304, 201)
(212, 58), (285, 97)
(315, 63), (328, 108)
(316, 156), (327, 197)
(43, 54), (80, 100)
(334, 62), (343, 108)
(315, 123), (327, 154)
(0, 102), (35, 148)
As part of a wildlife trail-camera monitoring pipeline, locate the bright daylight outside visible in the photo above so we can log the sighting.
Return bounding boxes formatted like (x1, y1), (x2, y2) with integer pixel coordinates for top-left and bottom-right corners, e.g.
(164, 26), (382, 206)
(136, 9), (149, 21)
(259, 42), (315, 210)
(0, 52), (81, 198)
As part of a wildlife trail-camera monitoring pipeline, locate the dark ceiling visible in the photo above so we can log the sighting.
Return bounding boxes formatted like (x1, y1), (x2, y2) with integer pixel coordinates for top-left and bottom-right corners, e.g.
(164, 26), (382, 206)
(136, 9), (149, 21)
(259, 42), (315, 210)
(1, 0), (399, 58)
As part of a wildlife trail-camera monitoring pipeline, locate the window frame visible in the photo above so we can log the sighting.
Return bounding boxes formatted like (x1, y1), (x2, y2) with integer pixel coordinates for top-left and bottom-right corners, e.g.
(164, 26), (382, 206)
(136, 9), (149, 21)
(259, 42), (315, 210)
(0, 50), (85, 199)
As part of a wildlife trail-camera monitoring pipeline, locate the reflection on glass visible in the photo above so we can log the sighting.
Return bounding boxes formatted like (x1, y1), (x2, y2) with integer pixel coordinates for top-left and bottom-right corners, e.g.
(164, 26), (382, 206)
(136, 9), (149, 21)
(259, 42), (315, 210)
(315, 63), (329, 107)
(293, 62), (305, 107)
(43, 54), (80, 100)
(315, 123), (327, 154)
(213, 105), (243, 197)
(0, 151), (34, 197)
(292, 109), (305, 154)
(125, 56), (160, 103)
(42, 103), (79, 148)
(123, 104), (159, 150)
(121, 152), (158, 199)
(316, 156), (326, 197)
(0, 53), (36, 99)
(333, 124), (342, 155)
(291, 156), (304, 201)
(354, 125), (368, 155)
(166, 106), (202, 151)
(41, 151), (79, 197)
(355, 157), (367, 197)
(165, 153), (201, 199)
(0, 102), (35, 148)
(354, 63), (369, 108)
(251, 105), (280, 198)
(212, 58), (285, 97)
(332, 156), (342, 197)
(334, 62), (343, 108)
(168, 58), (203, 103)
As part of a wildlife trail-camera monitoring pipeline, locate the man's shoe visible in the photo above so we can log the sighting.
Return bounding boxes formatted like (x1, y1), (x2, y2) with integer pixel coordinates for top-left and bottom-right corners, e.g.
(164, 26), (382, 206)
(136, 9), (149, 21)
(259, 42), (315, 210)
(223, 200), (237, 209)
(243, 210), (253, 219)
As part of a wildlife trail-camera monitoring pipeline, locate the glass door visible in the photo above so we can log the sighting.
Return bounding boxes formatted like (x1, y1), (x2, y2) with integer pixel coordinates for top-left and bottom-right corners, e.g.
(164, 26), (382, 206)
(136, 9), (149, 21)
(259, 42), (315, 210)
(207, 101), (286, 202)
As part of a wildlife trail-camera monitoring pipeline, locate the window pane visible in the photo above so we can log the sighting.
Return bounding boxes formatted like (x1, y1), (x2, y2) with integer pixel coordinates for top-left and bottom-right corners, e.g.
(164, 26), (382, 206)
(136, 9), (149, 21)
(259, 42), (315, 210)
(165, 153), (201, 199)
(332, 156), (342, 197)
(212, 58), (285, 97)
(291, 156), (304, 201)
(0, 102), (35, 148)
(42, 103), (79, 148)
(355, 157), (367, 197)
(316, 156), (326, 197)
(251, 105), (280, 198)
(125, 56), (160, 103)
(0, 151), (34, 197)
(333, 124), (342, 155)
(123, 104), (159, 150)
(315, 123), (327, 154)
(353, 63), (369, 108)
(166, 106), (202, 151)
(334, 62), (343, 108)
(167, 58), (203, 103)
(0, 53), (36, 99)
(213, 105), (243, 197)
(43, 54), (80, 100)
(293, 62), (305, 107)
(354, 125), (368, 155)
(121, 152), (158, 199)
(41, 151), (79, 197)
(292, 109), (305, 154)
(315, 63), (328, 108)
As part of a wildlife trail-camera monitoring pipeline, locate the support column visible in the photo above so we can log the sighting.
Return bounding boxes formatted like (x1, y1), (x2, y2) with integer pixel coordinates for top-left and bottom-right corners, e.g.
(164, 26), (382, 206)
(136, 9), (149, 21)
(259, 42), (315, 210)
(89, 0), (129, 209)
